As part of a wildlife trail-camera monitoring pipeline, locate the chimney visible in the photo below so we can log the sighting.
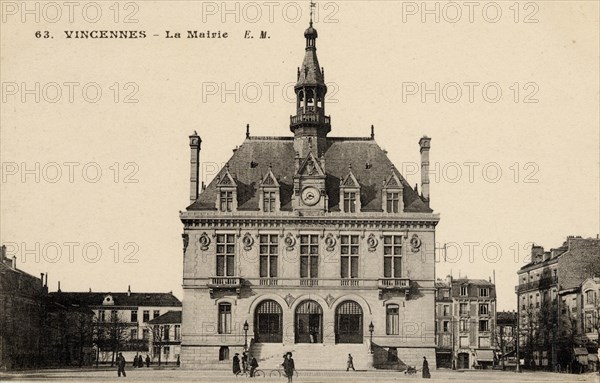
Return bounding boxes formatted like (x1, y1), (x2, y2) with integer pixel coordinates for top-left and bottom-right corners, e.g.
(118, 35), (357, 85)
(57, 281), (61, 293)
(127, 285), (131, 296)
(40, 273), (45, 287)
(419, 136), (431, 200)
(189, 131), (202, 204)
(44, 273), (48, 287)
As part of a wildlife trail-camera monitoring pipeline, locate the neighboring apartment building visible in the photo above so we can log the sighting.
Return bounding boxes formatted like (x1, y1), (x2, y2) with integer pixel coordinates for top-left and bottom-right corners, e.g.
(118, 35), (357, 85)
(49, 288), (182, 363)
(495, 311), (517, 367)
(180, 14), (440, 370)
(148, 310), (182, 365)
(516, 236), (600, 370)
(435, 276), (497, 370)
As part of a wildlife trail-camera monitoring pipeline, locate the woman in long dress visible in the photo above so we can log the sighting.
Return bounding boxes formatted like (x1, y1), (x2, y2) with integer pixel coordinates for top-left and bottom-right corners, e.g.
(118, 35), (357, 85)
(422, 356), (431, 378)
(232, 353), (241, 375)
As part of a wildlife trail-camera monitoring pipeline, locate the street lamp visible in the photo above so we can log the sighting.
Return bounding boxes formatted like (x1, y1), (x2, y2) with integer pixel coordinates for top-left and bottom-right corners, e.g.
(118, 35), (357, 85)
(243, 320), (249, 352)
(369, 322), (374, 354)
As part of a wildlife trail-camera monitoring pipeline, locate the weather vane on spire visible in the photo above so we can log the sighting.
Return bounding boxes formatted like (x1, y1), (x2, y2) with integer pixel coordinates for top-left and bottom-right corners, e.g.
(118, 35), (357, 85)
(310, 1), (316, 24)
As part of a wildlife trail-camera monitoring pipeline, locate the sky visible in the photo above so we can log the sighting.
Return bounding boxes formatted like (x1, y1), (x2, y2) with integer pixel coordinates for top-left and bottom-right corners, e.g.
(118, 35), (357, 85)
(1, 1), (599, 311)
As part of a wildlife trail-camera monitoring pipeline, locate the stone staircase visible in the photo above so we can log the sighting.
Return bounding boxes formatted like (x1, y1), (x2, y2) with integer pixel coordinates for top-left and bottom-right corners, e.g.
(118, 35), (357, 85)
(248, 342), (372, 371)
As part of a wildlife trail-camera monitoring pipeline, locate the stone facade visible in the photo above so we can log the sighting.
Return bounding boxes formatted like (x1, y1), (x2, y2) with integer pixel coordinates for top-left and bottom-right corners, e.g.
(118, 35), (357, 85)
(180, 17), (439, 371)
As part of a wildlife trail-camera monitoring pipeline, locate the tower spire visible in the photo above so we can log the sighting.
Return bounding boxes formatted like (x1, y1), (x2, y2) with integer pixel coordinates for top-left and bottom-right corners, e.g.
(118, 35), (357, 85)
(290, 0), (330, 158)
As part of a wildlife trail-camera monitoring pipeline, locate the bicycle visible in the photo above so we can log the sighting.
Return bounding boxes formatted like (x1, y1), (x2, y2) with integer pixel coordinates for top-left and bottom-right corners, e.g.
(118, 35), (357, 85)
(269, 368), (298, 378)
(236, 368), (265, 378)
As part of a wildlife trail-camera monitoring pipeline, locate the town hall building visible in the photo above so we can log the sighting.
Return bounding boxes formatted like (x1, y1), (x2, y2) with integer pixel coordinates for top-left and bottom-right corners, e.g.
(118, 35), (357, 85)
(180, 16), (440, 370)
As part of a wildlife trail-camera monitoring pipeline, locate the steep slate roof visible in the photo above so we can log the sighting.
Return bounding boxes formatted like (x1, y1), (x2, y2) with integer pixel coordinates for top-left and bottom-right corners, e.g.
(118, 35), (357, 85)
(48, 292), (182, 307)
(188, 137), (431, 213)
(148, 310), (182, 325)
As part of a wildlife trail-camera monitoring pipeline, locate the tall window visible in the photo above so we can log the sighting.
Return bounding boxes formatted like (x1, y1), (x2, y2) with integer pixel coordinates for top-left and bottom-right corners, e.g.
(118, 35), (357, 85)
(443, 305), (450, 316)
(443, 321), (450, 332)
(459, 303), (469, 315)
(386, 304), (399, 335)
(99, 310), (105, 322)
(263, 192), (276, 212)
(163, 325), (170, 340)
(175, 325), (181, 340)
(216, 234), (235, 277)
(142, 329), (149, 340)
(130, 329), (137, 339)
(586, 290), (595, 304)
(479, 319), (489, 332)
(218, 303), (232, 334)
(460, 285), (468, 296)
(143, 310), (150, 322)
(153, 310), (160, 319)
(300, 235), (319, 279)
(259, 234), (278, 278)
(110, 310), (118, 321)
(340, 235), (359, 279)
(344, 192), (357, 213)
(220, 191), (233, 212)
(131, 310), (138, 322)
(479, 304), (489, 315)
(386, 192), (400, 213)
(459, 319), (469, 331)
(383, 235), (402, 278)
(479, 288), (489, 297)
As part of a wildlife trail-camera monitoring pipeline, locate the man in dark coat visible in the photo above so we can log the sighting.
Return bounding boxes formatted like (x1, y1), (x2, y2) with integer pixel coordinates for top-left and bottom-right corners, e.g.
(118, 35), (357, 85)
(346, 353), (355, 371)
(145, 355), (151, 368)
(242, 352), (248, 373)
(232, 353), (241, 375)
(249, 356), (259, 377)
(283, 352), (295, 383)
(422, 356), (431, 379)
(117, 352), (127, 377)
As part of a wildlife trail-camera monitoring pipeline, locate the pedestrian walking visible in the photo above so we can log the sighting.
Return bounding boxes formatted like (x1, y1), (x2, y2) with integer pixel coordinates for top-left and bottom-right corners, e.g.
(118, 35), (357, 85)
(249, 356), (259, 377)
(117, 352), (127, 378)
(233, 353), (241, 375)
(145, 354), (151, 368)
(422, 356), (430, 379)
(283, 352), (295, 383)
(242, 351), (248, 373)
(346, 353), (355, 371)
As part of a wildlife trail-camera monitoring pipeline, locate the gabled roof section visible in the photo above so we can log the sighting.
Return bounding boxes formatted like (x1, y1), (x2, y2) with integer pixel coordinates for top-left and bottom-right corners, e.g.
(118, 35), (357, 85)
(340, 167), (360, 188)
(216, 166), (236, 187)
(148, 310), (182, 325)
(48, 292), (182, 307)
(297, 151), (325, 177)
(384, 169), (402, 189)
(260, 166), (280, 188)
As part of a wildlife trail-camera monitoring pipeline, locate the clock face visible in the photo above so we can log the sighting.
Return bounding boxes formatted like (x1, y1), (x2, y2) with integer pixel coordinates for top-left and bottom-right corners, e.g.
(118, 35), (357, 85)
(301, 187), (321, 206)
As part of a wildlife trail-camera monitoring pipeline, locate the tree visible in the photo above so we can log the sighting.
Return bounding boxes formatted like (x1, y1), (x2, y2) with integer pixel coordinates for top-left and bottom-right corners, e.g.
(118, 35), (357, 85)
(148, 324), (169, 366)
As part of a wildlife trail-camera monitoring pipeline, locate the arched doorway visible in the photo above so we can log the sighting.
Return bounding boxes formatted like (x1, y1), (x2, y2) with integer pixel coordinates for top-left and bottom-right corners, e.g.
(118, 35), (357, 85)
(457, 352), (469, 369)
(295, 300), (323, 343)
(335, 301), (363, 343)
(254, 300), (283, 343)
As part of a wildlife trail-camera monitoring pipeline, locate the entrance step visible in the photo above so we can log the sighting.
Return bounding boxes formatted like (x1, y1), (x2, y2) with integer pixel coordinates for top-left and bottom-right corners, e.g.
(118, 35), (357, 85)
(248, 342), (372, 371)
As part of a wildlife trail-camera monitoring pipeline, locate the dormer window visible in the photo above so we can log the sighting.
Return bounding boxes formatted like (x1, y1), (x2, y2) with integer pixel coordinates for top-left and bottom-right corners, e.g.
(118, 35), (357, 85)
(382, 169), (403, 213)
(340, 166), (360, 213)
(259, 166), (280, 213)
(215, 165), (237, 212)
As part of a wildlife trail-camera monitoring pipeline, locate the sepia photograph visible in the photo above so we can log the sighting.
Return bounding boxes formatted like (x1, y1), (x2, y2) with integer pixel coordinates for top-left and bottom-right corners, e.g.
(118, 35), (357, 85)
(0, 1), (599, 382)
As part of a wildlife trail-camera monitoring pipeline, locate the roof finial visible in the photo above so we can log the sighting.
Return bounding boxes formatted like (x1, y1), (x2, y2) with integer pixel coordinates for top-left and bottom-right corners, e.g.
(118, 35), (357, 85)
(371, 125), (375, 139)
(246, 123), (250, 139)
(310, 1), (316, 25)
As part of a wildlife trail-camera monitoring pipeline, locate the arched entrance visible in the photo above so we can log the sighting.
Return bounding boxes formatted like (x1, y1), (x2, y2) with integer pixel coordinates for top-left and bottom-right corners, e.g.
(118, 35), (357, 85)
(254, 300), (283, 343)
(335, 300), (363, 344)
(457, 352), (469, 369)
(295, 300), (323, 343)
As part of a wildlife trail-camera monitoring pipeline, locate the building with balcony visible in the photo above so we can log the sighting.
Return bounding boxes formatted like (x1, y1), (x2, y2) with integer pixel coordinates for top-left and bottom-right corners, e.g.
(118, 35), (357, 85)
(48, 287), (181, 363)
(180, 14), (439, 370)
(515, 236), (600, 370)
(434, 276), (497, 370)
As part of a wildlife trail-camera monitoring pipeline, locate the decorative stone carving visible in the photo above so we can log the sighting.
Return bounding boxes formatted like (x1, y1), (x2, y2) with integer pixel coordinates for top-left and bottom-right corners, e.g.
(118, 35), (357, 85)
(242, 232), (254, 251)
(367, 234), (378, 252)
(284, 233), (296, 250)
(284, 293), (296, 308)
(199, 232), (211, 251)
(324, 233), (336, 251)
(325, 294), (335, 308)
(410, 234), (422, 252)
(182, 234), (189, 253)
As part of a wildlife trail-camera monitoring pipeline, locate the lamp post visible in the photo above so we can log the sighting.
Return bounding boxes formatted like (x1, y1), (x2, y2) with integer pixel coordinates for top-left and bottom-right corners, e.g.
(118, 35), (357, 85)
(243, 320), (249, 352)
(369, 321), (374, 354)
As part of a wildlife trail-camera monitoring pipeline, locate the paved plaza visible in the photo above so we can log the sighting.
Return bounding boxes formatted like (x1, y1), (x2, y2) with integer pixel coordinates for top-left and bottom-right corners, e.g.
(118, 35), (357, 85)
(1, 368), (598, 383)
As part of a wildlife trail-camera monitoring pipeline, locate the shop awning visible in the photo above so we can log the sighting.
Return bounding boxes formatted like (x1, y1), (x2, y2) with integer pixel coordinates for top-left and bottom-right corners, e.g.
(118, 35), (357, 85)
(476, 349), (495, 362)
(574, 347), (588, 356)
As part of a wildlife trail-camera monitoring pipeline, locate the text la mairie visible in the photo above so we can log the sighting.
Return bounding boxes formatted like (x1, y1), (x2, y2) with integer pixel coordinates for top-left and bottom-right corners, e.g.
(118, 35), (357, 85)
(179, 18), (439, 370)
